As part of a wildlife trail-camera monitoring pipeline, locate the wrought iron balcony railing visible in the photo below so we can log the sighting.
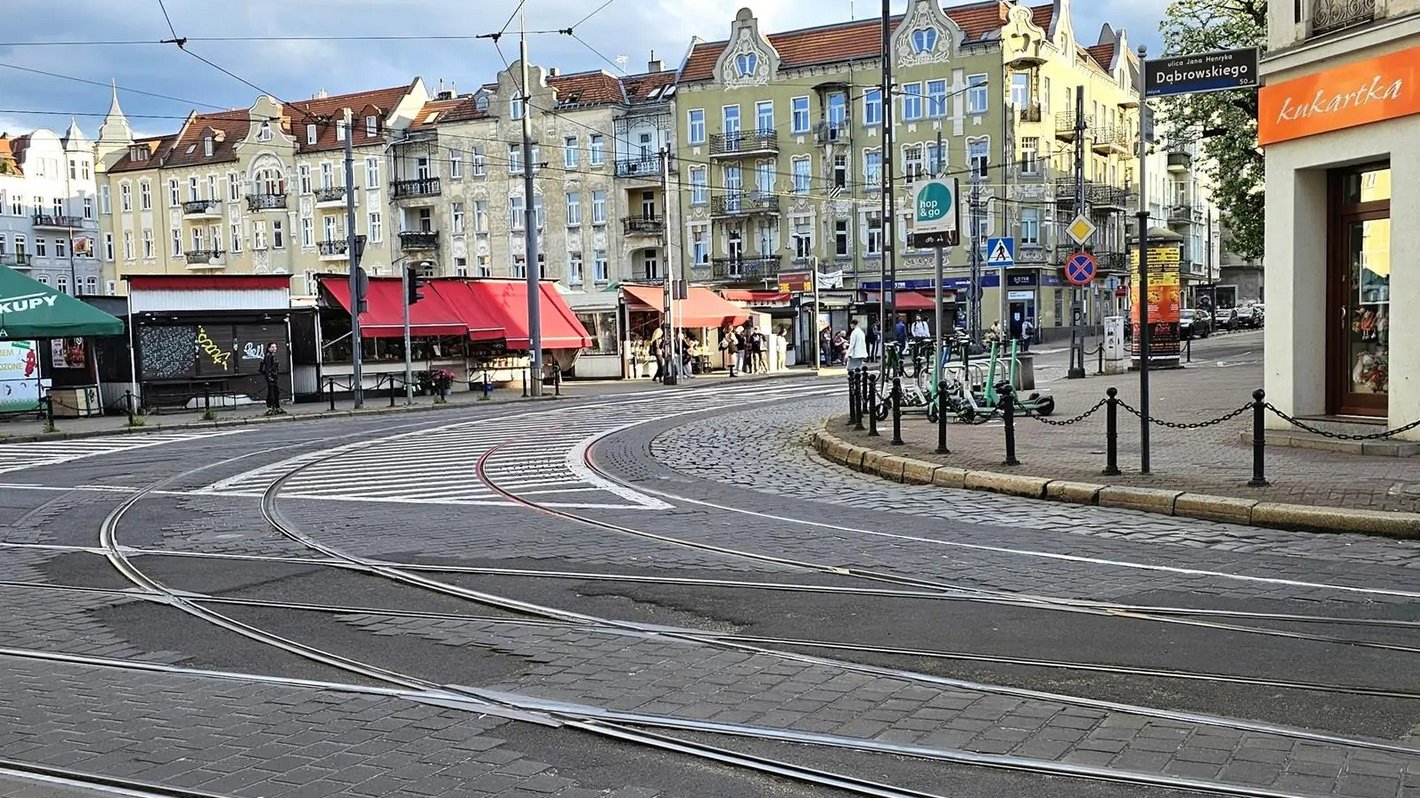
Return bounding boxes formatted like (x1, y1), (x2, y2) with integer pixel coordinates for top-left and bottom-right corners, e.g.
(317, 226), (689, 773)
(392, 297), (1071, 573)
(246, 193), (287, 212)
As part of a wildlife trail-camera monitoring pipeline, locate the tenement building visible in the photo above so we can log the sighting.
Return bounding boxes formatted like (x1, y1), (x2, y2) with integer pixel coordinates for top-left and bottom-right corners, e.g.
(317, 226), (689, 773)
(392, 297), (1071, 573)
(1259, 0), (1419, 429)
(0, 122), (101, 294)
(673, 0), (1146, 340)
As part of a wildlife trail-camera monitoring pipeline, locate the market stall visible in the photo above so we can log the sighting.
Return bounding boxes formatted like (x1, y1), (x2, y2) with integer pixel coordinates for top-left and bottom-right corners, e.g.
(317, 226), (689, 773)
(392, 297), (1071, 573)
(620, 284), (750, 377)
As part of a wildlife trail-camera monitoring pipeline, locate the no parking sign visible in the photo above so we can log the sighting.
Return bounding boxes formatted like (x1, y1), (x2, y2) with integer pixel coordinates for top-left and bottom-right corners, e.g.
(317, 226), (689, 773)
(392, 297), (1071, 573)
(1064, 251), (1097, 286)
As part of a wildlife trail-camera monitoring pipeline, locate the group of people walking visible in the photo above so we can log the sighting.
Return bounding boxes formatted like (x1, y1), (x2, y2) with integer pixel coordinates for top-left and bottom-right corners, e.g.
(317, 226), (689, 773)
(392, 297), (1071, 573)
(720, 322), (770, 377)
(648, 327), (704, 383)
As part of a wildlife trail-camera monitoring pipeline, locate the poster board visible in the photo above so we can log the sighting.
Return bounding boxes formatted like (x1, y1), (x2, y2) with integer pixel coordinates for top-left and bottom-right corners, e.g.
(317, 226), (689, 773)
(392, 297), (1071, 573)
(0, 340), (41, 413)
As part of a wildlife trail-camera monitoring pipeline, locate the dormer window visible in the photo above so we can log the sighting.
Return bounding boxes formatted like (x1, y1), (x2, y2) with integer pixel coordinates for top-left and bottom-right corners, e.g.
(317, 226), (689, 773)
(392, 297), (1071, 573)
(306, 124), (317, 144)
(735, 53), (758, 77)
(475, 94), (489, 112)
(335, 120), (347, 141)
(257, 121), (273, 141)
(365, 115), (379, 137)
(129, 145), (147, 162)
(203, 136), (214, 157)
(912, 28), (938, 53)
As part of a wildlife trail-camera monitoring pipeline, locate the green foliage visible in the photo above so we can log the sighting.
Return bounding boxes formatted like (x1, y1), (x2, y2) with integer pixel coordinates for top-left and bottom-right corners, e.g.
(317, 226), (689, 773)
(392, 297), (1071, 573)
(202, 409), (217, 422)
(127, 414), (147, 428)
(1158, 0), (1266, 261)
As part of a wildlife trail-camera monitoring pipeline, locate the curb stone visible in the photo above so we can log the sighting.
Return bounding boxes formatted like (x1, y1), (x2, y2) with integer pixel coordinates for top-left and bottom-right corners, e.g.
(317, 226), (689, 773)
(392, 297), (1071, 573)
(810, 429), (1420, 540)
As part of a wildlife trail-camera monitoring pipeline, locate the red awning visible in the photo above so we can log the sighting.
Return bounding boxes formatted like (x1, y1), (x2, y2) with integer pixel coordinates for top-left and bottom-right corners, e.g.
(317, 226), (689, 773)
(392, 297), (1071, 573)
(864, 291), (952, 311)
(424, 280), (507, 342)
(467, 280), (591, 350)
(719, 289), (792, 306)
(622, 284), (751, 328)
(320, 276), (468, 338)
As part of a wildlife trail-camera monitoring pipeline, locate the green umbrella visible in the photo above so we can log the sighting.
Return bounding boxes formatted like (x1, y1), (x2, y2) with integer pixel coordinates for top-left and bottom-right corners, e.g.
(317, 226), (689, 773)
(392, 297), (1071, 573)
(0, 264), (124, 340)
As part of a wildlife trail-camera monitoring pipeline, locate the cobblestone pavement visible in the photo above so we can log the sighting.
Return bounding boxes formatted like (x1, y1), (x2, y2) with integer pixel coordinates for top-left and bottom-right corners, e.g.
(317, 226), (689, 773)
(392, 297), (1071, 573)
(849, 333), (1420, 512)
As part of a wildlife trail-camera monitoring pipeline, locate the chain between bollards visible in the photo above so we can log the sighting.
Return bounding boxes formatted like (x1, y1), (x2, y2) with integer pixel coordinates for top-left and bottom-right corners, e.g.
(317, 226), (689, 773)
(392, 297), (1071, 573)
(890, 377), (903, 446)
(936, 380), (949, 454)
(1248, 388), (1269, 487)
(1000, 382), (1019, 466)
(867, 373), (880, 437)
(852, 369), (866, 431)
(1102, 387), (1121, 476)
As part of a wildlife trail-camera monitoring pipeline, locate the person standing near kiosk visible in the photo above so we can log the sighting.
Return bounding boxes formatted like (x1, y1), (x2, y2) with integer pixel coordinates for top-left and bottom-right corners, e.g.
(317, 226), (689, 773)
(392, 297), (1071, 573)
(259, 342), (284, 415)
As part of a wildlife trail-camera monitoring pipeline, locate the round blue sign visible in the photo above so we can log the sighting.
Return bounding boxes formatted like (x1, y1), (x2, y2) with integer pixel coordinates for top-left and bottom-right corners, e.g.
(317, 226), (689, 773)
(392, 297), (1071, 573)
(1065, 251), (1097, 286)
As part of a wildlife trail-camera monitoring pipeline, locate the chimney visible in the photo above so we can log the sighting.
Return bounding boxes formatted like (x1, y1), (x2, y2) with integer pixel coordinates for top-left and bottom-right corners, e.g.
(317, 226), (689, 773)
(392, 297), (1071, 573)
(548, 67), (560, 77)
(313, 89), (329, 99)
(648, 50), (664, 73)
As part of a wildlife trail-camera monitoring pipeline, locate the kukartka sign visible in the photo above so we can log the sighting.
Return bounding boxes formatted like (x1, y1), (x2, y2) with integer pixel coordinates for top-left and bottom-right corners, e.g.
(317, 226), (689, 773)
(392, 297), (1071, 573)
(1259, 44), (1420, 145)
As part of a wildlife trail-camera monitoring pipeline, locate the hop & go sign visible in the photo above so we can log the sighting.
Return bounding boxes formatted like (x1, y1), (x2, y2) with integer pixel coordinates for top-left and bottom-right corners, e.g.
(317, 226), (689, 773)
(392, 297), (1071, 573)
(910, 178), (959, 248)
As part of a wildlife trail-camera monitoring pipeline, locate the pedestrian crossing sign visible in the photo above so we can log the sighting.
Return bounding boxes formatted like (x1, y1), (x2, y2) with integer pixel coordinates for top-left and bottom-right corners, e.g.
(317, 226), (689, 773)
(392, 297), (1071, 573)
(986, 237), (1015, 266)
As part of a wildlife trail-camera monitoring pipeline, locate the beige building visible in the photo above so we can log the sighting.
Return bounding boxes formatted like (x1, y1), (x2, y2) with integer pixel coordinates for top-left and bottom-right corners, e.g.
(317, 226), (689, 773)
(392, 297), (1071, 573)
(94, 81), (430, 298)
(1260, 0), (1419, 429)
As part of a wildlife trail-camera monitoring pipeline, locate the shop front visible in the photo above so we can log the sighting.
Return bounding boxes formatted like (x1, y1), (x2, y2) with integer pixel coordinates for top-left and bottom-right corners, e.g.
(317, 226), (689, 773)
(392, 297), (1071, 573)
(620, 284), (750, 377)
(1260, 40), (1420, 431)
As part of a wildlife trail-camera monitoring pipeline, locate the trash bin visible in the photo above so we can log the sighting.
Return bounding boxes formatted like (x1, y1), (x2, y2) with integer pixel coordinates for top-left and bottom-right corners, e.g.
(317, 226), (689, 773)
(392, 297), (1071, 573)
(1012, 355), (1036, 392)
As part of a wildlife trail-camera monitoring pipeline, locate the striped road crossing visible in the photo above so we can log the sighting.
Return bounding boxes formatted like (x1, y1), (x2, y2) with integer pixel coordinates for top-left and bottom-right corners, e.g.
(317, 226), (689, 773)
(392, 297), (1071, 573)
(0, 430), (247, 476)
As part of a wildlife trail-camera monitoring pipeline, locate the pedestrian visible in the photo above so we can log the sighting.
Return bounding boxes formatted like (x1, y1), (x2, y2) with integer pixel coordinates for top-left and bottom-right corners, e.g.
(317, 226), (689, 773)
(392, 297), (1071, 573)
(893, 316), (908, 349)
(910, 314), (930, 340)
(724, 327), (741, 376)
(751, 327), (767, 373)
(1021, 317), (1035, 352)
(737, 324), (751, 374)
(846, 318), (868, 371)
(832, 329), (847, 365)
(820, 326), (833, 366)
(259, 342), (284, 415)
(866, 320), (880, 362)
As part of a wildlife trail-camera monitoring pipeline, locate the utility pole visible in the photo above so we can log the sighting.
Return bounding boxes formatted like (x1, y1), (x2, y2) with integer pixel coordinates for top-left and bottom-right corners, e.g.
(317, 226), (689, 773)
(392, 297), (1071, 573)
(343, 108), (364, 408)
(1066, 86), (1086, 379)
(660, 146), (678, 386)
(401, 263), (413, 404)
(968, 173), (981, 346)
(520, 18), (544, 397)
(1136, 46), (1152, 473)
(932, 130), (945, 389)
(880, 0), (897, 331)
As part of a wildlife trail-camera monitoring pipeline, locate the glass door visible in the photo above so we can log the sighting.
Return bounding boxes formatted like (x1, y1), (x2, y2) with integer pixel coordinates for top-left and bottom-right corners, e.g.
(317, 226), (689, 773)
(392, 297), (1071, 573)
(1329, 164), (1391, 416)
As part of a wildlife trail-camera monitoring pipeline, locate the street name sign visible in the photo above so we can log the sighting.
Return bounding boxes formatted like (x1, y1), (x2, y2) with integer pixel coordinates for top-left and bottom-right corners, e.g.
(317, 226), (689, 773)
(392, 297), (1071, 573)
(1145, 48), (1259, 98)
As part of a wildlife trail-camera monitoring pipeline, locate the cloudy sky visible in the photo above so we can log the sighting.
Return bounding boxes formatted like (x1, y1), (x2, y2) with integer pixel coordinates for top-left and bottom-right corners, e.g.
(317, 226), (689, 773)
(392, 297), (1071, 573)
(0, 0), (1169, 140)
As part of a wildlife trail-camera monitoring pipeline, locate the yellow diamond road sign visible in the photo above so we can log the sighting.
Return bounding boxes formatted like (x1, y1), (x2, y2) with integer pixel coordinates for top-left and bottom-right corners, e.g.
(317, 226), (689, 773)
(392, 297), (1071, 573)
(1066, 215), (1096, 245)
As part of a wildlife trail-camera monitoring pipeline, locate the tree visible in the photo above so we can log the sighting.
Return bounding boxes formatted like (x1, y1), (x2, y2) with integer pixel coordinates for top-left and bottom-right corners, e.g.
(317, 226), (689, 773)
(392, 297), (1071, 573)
(1157, 0), (1266, 262)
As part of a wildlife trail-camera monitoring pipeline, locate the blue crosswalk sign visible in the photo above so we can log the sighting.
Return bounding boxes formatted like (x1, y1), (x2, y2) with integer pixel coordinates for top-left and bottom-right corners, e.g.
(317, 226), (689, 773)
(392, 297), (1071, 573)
(986, 237), (1015, 266)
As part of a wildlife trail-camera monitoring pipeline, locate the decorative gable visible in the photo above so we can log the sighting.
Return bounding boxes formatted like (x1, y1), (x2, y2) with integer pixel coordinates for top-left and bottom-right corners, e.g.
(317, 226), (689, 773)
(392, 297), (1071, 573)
(714, 8), (780, 87)
(893, 0), (963, 67)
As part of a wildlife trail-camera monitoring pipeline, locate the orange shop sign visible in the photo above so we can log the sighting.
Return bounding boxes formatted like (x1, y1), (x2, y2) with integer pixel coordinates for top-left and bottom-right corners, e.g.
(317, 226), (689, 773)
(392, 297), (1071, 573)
(1259, 45), (1420, 145)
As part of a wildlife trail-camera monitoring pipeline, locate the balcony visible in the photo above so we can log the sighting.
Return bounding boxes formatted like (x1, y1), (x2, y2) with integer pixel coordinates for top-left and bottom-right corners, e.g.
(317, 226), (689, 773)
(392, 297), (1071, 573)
(711, 256), (779, 282)
(1055, 112), (1086, 141)
(622, 216), (665, 236)
(399, 230), (439, 251)
(1168, 205), (1200, 225)
(1055, 246), (1127, 273)
(1091, 124), (1132, 156)
(1016, 244), (1048, 265)
(711, 192), (780, 218)
(184, 249), (225, 268)
(182, 199), (222, 219)
(390, 177), (440, 200)
(1054, 179), (1128, 210)
(709, 130), (778, 158)
(314, 186), (348, 208)
(32, 213), (86, 230)
(615, 156), (661, 179)
(1018, 103), (1043, 124)
(1167, 151), (1193, 173)
(246, 193), (287, 212)
(317, 239), (350, 261)
(814, 122), (850, 144)
(1311, 0), (1375, 36)
(1, 254), (32, 269)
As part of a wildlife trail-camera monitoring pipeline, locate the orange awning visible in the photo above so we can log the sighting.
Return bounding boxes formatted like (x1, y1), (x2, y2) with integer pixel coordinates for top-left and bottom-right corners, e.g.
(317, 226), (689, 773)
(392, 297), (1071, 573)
(864, 290), (951, 311)
(719, 289), (792, 306)
(622, 284), (751, 328)
(467, 280), (592, 350)
(320, 276), (468, 338)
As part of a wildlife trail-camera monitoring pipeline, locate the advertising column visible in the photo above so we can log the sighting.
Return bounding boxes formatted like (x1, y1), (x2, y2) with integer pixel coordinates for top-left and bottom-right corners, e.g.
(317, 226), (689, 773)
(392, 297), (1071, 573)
(1130, 231), (1183, 369)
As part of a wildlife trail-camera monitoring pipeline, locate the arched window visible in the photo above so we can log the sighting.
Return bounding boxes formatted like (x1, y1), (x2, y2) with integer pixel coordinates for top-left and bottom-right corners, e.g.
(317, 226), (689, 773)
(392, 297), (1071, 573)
(252, 166), (285, 195)
(912, 28), (938, 53)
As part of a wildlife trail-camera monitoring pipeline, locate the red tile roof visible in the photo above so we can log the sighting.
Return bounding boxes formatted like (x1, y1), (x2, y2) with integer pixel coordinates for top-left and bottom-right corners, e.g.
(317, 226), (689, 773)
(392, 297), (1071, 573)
(409, 96), (487, 130)
(620, 70), (676, 104)
(285, 83), (412, 152)
(106, 135), (176, 174)
(680, 2), (1013, 82)
(547, 70), (625, 107)
(1087, 43), (1116, 71)
(1030, 3), (1054, 31)
(160, 112), (251, 169)
(0, 136), (19, 176)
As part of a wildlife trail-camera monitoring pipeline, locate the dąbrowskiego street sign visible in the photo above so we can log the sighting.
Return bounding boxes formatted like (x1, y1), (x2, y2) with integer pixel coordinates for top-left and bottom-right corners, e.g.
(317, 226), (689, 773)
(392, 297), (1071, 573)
(1145, 48), (1260, 97)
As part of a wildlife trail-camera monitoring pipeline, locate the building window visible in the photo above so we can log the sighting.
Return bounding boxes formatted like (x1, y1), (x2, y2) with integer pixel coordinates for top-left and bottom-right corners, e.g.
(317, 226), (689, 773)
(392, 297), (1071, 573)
(568, 250), (584, 285)
(82, 196), (93, 219)
(207, 175), (218, 200)
(566, 194), (581, 226)
(366, 115), (379, 137)
(306, 124), (317, 145)
(472, 147), (487, 176)
(967, 75), (989, 114)
(900, 82), (923, 122)
(449, 149), (463, 179)
(863, 88), (882, 127)
(254, 222), (268, 250)
(926, 79), (948, 118)
(594, 250), (608, 282)
(564, 136), (579, 168)
(170, 228), (182, 256)
(864, 149), (882, 189)
(368, 211), (382, 243)
(510, 96), (524, 120)
(36, 238), (46, 258)
(592, 191), (607, 225)
(512, 256), (526, 278)
(100, 186), (110, 215)
(474, 201), (488, 232)
(188, 176), (199, 201)
(509, 196), (525, 230)
(365, 157), (380, 189)
(68, 159), (77, 179)
(755, 100), (773, 133)
(335, 121), (346, 142)
(912, 28), (938, 53)
(273, 220), (284, 249)
(1020, 208), (1040, 245)
(903, 144), (926, 182)
(589, 135), (605, 166)
(792, 157), (811, 194)
(792, 217), (813, 258)
(508, 145), (523, 174)
(968, 137), (990, 179)
(834, 219), (849, 257)
(103, 233), (113, 261)
(203, 136), (214, 157)
(257, 121), (273, 142)
(52, 197), (64, 217)
(228, 172), (240, 201)
(12, 235), (25, 258)
(1011, 73), (1030, 109)
(451, 202), (465, 234)
(453, 256), (468, 277)
(476, 255), (491, 276)
(690, 224), (709, 265)
(865, 212), (883, 255)
(120, 184), (132, 212)
(688, 109), (705, 145)
(56, 275), (68, 295)
(298, 165), (311, 194)
(229, 224), (241, 253)
(791, 96), (810, 134)
(833, 155), (847, 189)
(642, 252), (660, 281)
(755, 160), (774, 195)
(723, 105), (741, 136)
(55, 237), (67, 259)
(122, 231), (134, 260)
(1020, 137), (1039, 174)
(735, 52), (758, 77)
(301, 217), (314, 247)
(690, 167), (708, 205)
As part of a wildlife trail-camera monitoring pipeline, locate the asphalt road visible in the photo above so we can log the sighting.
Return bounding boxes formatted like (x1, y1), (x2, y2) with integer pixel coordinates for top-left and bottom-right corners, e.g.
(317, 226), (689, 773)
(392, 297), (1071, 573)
(0, 369), (1416, 798)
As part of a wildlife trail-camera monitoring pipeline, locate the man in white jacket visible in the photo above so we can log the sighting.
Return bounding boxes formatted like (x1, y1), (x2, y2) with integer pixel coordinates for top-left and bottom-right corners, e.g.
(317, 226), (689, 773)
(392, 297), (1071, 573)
(846, 318), (868, 371)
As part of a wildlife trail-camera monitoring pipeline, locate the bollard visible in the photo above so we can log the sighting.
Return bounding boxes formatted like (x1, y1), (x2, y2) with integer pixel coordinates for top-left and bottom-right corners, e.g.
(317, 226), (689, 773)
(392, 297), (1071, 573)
(124, 390), (135, 425)
(480, 370), (491, 401)
(328, 378), (336, 411)
(852, 369), (866, 431)
(554, 370), (561, 397)
(1248, 388), (1269, 487)
(846, 369), (858, 424)
(1102, 387), (1121, 476)
(890, 377), (903, 446)
(203, 387), (211, 412)
(936, 380), (949, 455)
(42, 393), (55, 431)
(522, 366), (528, 398)
(389, 376), (397, 407)
(1096, 344), (1104, 375)
(1186, 336), (1193, 364)
(867, 373), (879, 437)
(1000, 383), (1020, 466)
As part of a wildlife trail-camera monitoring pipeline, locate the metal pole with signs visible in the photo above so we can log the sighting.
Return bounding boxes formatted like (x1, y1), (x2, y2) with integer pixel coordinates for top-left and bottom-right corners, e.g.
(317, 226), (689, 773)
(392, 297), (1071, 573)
(911, 177), (960, 388)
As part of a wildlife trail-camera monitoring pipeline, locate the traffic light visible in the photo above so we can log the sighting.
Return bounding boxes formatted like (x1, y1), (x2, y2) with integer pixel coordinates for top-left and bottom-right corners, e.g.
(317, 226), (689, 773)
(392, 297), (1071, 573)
(406, 266), (425, 305)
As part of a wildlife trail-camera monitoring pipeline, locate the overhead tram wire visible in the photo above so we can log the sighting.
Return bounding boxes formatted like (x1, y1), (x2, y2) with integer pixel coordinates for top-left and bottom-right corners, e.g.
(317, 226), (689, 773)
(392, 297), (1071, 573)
(0, 62), (230, 111)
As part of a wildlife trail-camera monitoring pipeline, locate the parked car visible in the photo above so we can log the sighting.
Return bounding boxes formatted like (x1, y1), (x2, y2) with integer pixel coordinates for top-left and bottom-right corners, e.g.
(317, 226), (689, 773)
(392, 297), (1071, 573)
(1249, 304), (1266, 328)
(1233, 304), (1257, 328)
(1179, 309), (1213, 339)
(1214, 307), (1239, 331)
